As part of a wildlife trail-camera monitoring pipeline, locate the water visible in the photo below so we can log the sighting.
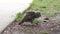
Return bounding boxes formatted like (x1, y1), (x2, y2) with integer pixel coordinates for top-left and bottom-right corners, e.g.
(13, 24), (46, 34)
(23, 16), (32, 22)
(0, 0), (33, 33)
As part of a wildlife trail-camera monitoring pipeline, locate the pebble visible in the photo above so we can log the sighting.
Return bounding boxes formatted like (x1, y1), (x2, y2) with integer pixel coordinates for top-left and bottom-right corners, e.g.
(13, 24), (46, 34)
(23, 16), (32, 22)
(57, 25), (59, 28)
(51, 28), (54, 31)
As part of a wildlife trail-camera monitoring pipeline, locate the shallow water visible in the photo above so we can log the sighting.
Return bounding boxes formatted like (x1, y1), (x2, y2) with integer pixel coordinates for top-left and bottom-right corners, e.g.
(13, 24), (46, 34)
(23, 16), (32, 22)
(0, 0), (33, 33)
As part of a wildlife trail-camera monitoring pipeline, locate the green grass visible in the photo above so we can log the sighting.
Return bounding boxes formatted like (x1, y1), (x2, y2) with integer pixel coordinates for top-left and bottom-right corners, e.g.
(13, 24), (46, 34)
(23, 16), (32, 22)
(28, 0), (60, 17)
(33, 18), (43, 24)
(41, 31), (49, 34)
(15, 0), (60, 21)
(15, 12), (23, 21)
(43, 32), (49, 34)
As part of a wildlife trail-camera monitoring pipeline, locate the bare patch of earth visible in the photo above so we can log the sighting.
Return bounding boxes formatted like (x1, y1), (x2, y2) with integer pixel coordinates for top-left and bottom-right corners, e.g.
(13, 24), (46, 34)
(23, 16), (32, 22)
(1, 13), (60, 34)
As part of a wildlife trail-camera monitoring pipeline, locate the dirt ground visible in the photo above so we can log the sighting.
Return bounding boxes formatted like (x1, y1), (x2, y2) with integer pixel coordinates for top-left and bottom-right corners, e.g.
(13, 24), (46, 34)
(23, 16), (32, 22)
(1, 13), (60, 34)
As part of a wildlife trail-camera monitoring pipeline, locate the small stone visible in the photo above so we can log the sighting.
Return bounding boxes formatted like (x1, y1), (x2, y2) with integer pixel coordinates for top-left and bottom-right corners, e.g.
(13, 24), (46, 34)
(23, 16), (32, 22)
(51, 28), (54, 31)
(4, 31), (7, 33)
(57, 25), (59, 28)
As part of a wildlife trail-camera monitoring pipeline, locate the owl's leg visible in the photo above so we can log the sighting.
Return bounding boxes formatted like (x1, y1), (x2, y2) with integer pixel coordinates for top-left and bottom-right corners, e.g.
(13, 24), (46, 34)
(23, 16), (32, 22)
(19, 19), (24, 25)
(35, 23), (38, 25)
(19, 22), (24, 25)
